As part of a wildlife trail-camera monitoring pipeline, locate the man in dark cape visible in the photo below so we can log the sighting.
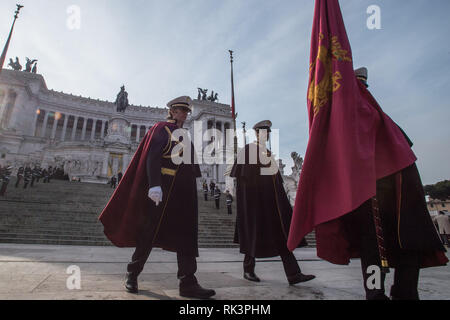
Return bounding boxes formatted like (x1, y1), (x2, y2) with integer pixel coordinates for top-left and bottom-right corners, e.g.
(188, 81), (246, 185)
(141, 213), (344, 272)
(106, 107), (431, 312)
(339, 69), (448, 300)
(231, 120), (315, 285)
(99, 96), (215, 299)
(288, 0), (447, 300)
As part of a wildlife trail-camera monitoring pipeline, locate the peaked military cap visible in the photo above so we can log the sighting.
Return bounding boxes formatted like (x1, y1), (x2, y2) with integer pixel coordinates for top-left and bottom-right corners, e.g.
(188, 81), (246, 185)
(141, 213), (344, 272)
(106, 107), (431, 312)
(253, 120), (272, 132)
(355, 67), (369, 87)
(167, 96), (193, 112)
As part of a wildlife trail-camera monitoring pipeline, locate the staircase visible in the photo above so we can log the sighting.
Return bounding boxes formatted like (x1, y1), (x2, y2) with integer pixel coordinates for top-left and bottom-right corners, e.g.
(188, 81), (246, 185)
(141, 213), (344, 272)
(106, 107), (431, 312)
(0, 178), (112, 246)
(0, 178), (315, 248)
(198, 192), (238, 248)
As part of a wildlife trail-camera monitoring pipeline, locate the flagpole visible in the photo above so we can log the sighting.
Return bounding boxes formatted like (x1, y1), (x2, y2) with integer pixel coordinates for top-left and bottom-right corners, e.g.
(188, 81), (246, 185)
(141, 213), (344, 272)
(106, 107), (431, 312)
(0, 4), (24, 74)
(229, 50), (237, 159)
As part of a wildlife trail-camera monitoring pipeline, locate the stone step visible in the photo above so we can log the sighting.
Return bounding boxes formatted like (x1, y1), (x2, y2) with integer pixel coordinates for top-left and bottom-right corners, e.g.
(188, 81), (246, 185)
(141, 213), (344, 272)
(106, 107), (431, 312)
(0, 227), (104, 235)
(0, 238), (112, 246)
(0, 236), (237, 247)
(0, 179), (316, 248)
(1, 218), (103, 226)
(0, 232), (108, 241)
(0, 202), (106, 213)
(0, 228), (235, 239)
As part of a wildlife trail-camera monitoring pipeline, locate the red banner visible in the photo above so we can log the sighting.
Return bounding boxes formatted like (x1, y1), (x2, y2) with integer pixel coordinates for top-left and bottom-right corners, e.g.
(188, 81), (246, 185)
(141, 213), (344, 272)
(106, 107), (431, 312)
(287, 0), (416, 252)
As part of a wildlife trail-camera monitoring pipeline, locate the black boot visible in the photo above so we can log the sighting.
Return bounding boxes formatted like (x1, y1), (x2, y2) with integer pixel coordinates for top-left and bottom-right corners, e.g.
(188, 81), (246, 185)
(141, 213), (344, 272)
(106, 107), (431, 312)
(244, 272), (261, 282)
(179, 277), (216, 299)
(125, 272), (138, 294)
(287, 273), (316, 285)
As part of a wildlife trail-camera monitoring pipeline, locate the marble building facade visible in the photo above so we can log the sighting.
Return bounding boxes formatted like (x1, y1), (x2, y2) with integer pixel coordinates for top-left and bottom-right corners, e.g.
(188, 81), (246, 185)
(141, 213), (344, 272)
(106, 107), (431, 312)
(0, 69), (235, 191)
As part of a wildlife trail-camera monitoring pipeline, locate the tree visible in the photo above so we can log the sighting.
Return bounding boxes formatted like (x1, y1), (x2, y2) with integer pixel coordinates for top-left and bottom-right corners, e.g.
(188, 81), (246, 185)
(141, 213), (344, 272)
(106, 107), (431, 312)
(424, 180), (450, 201)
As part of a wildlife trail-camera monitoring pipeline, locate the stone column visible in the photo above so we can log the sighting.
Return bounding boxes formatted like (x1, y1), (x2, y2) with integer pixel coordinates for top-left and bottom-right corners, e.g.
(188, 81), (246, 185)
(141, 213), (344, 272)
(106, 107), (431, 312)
(71, 116), (79, 141)
(31, 110), (39, 137)
(91, 119), (97, 140)
(123, 154), (131, 172)
(61, 115), (69, 141)
(216, 122), (222, 160)
(136, 125), (141, 142)
(41, 111), (50, 138)
(100, 120), (106, 139)
(51, 116), (59, 139)
(81, 118), (88, 140)
(223, 122), (230, 162)
(127, 124), (132, 141)
(201, 118), (207, 150)
(102, 153), (109, 177)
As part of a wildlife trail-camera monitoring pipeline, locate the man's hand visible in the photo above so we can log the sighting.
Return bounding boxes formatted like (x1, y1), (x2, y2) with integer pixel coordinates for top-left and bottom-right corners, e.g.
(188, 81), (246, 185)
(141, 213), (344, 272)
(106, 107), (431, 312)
(148, 186), (163, 206)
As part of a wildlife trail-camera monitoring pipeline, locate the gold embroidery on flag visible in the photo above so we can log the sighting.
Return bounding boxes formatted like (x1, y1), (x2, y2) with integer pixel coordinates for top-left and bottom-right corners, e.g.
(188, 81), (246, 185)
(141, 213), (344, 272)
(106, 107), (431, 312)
(331, 36), (352, 62)
(308, 39), (332, 116)
(308, 34), (352, 116)
(332, 71), (343, 92)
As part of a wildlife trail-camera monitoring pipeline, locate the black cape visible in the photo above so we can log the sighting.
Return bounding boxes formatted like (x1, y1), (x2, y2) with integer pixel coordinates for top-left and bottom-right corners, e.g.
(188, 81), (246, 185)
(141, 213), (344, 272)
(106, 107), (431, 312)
(231, 143), (307, 258)
(339, 130), (447, 268)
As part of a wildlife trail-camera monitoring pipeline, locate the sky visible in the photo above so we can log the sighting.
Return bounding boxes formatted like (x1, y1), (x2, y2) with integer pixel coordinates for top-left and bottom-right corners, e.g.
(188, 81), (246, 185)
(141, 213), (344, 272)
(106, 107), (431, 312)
(0, 0), (449, 184)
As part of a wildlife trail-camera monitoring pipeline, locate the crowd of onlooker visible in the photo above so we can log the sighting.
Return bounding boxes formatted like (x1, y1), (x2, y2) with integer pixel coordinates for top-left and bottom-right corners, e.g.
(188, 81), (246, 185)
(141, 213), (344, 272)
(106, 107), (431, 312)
(0, 164), (65, 196)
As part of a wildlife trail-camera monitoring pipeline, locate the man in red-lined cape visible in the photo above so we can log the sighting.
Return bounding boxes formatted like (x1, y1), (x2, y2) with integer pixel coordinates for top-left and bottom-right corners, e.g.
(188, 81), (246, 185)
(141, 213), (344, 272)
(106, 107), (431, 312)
(288, 0), (448, 300)
(99, 96), (215, 299)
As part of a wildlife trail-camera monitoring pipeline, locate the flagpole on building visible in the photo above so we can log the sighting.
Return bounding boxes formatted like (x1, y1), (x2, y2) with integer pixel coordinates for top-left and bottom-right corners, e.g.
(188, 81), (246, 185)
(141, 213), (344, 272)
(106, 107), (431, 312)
(0, 4), (24, 74)
(228, 50), (237, 159)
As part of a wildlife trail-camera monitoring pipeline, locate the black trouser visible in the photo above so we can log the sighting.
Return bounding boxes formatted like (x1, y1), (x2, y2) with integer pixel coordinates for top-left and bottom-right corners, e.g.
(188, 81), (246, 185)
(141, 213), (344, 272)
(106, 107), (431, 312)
(215, 199), (220, 209)
(244, 246), (301, 279)
(127, 215), (198, 286)
(356, 201), (420, 300)
(227, 205), (232, 215)
(127, 247), (198, 285)
(15, 176), (22, 188)
(440, 234), (449, 246)
(204, 193), (208, 201)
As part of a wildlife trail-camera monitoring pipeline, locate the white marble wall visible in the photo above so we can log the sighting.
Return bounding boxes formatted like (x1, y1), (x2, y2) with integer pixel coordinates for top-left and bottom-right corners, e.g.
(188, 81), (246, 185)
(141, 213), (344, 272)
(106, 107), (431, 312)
(0, 70), (234, 187)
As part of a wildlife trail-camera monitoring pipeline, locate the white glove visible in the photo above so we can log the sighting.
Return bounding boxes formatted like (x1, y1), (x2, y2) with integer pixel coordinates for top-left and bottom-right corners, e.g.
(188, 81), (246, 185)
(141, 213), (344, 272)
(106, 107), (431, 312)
(148, 186), (163, 206)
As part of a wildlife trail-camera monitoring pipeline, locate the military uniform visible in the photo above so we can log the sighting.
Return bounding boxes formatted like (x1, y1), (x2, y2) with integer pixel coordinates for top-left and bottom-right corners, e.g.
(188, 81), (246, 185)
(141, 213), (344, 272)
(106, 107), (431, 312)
(110, 176), (117, 189)
(23, 166), (32, 189)
(42, 169), (49, 183)
(209, 181), (215, 197)
(0, 165), (12, 196)
(348, 69), (447, 300)
(307, 69), (448, 300)
(15, 167), (24, 188)
(202, 182), (208, 201)
(47, 166), (53, 183)
(100, 96), (215, 299)
(31, 167), (40, 187)
(127, 119), (201, 268)
(214, 187), (221, 209)
(231, 120), (315, 285)
(226, 191), (233, 215)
